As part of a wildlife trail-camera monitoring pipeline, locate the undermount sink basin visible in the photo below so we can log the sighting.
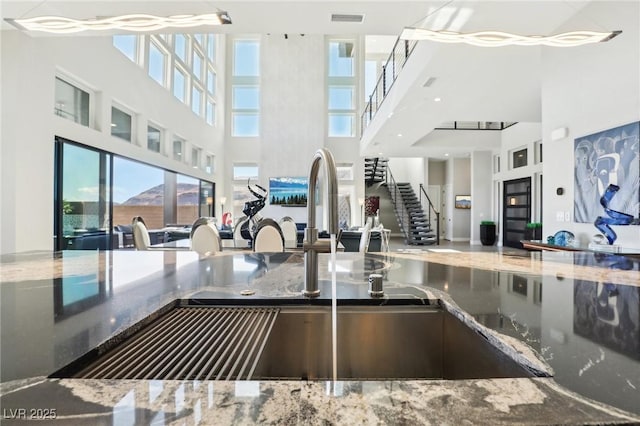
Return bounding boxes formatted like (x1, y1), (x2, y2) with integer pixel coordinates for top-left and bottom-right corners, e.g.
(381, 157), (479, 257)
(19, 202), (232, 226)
(52, 304), (534, 381)
(252, 305), (532, 380)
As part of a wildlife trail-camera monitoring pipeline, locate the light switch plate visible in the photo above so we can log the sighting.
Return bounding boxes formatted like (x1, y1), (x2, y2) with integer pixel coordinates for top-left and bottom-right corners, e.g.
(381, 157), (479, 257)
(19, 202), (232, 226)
(556, 211), (564, 222)
(564, 211), (571, 222)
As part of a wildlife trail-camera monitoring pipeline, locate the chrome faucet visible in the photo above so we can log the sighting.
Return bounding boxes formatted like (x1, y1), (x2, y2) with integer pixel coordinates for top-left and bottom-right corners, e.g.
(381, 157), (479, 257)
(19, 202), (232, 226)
(303, 148), (341, 297)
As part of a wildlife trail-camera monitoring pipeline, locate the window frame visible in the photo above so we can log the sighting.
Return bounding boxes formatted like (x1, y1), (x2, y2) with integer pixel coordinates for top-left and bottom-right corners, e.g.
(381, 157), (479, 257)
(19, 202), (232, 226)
(54, 75), (93, 128)
(327, 38), (357, 138)
(147, 123), (163, 153)
(110, 103), (135, 143)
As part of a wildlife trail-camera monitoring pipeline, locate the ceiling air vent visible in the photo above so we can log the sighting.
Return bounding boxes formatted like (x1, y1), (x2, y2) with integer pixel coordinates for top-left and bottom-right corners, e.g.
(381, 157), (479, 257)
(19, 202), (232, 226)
(331, 14), (364, 23)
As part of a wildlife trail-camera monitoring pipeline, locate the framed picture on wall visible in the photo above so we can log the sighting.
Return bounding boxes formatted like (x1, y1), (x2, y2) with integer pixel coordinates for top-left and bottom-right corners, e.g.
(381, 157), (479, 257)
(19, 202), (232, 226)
(455, 195), (471, 209)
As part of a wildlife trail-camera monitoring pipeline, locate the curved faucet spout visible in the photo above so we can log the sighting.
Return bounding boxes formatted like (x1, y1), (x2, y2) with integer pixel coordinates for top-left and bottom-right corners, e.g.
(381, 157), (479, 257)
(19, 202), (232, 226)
(303, 148), (340, 297)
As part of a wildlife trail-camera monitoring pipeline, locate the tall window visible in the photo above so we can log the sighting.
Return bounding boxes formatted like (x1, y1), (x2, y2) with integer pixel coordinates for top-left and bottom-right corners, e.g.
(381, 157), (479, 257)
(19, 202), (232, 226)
(54, 77), (90, 127)
(192, 51), (204, 82)
(328, 40), (357, 137)
(173, 66), (187, 102)
(233, 163), (259, 181)
(207, 68), (216, 96)
(232, 39), (260, 137)
(177, 174), (200, 224)
(58, 143), (110, 243)
(206, 99), (215, 126)
(111, 106), (132, 142)
(113, 35), (137, 62)
(174, 34), (187, 62)
(148, 40), (167, 86)
(207, 35), (216, 62)
(192, 86), (203, 116)
(112, 33), (219, 126)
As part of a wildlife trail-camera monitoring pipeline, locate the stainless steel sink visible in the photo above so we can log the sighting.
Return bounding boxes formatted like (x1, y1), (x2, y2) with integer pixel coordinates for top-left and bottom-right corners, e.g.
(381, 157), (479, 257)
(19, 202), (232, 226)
(54, 304), (534, 381)
(252, 305), (533, 380)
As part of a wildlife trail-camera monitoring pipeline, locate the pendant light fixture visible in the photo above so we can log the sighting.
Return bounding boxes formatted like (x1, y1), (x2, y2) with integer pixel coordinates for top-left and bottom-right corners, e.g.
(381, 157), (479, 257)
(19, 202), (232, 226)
(399, 27), (621, 47)
(5, 11), (231, 34)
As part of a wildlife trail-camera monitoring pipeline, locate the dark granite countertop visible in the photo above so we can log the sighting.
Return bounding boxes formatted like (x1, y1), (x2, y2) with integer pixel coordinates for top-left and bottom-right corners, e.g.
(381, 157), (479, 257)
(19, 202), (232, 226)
(1, 249), (639, 424)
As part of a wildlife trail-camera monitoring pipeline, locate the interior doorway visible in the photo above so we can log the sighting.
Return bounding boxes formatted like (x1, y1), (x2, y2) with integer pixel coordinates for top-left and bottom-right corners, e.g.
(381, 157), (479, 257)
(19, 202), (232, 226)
(503, 177), (531, 248)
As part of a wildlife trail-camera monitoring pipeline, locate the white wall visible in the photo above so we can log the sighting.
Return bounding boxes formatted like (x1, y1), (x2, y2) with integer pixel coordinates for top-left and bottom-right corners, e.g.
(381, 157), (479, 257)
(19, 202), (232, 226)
(443, 157), (471, 241)
(541, 1), (640, 249)
(470, 151), (493, 244)
(388, 157), (425, 192)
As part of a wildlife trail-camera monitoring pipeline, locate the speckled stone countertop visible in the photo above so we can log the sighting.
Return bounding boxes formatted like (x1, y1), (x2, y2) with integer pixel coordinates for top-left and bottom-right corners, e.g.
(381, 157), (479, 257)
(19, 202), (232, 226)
(1, 249), (639, 425)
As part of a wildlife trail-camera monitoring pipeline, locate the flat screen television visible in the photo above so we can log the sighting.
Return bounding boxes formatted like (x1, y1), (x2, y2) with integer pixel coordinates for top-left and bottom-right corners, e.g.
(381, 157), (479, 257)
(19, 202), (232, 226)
(269, 177), (308, 206)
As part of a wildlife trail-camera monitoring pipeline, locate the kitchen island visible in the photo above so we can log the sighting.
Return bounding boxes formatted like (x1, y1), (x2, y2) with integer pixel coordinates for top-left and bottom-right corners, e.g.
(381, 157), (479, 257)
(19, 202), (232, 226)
(1, 249), (639, 424)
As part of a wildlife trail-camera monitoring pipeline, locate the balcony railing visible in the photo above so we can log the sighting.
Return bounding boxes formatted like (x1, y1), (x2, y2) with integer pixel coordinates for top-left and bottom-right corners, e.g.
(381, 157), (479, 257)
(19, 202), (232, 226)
(361, 37), (418, 134)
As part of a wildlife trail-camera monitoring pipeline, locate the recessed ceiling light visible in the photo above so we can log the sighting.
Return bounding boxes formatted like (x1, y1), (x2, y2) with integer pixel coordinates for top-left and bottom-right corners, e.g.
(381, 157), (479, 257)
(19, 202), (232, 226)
(434, 97), (441, 102)
(397, 133), (403, 137)
(444, 153), (449, 157)
(388, 112), (394, 118)
(111, 123), (117, 127)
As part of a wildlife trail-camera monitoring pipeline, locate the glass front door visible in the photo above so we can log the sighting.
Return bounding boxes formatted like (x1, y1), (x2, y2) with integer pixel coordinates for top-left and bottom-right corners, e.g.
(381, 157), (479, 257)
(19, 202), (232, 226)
(503, 177), (531, 249)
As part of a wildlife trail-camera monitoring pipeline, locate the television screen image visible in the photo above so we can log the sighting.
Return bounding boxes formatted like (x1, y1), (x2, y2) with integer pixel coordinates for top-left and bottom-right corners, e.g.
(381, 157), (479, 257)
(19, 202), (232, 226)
(269, 177), (308, 206)
(455, 195), (471, 209)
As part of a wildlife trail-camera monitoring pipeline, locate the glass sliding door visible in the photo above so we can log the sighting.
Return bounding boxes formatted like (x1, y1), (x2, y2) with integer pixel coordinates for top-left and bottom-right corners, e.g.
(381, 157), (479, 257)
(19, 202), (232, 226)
(176, 174), (200, 225)
(200, 181), (214, 218)
(55, 138), (217, 250)
(54, 139), (112, 250)
(113, 156), (164, 230)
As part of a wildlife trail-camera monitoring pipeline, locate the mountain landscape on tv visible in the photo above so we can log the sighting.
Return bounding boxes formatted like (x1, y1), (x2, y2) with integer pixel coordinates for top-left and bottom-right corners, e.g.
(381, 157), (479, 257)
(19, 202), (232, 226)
(269, 177), (307, 206)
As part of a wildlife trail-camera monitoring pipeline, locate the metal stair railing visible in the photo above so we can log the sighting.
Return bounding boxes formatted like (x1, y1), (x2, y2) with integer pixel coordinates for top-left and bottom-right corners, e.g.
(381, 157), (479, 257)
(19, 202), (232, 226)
(361, 37), (418, 134)
(385, 167), (410, 242)
(419, 184), (440, 245)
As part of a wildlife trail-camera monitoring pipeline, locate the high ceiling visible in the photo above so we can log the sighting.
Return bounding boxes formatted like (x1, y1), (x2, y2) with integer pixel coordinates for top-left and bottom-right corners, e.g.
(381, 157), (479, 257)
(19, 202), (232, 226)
(2, 1), (624, 160)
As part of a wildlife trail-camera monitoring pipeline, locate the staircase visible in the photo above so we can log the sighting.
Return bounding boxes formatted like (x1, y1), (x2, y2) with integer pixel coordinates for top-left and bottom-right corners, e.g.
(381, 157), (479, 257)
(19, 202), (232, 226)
(389, 182), (437, 245)
(365, 157), (388, 186)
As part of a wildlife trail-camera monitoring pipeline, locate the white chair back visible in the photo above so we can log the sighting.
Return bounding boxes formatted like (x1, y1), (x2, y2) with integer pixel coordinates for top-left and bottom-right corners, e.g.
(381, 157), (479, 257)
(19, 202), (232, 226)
(253, 219), (285, 253)
(279, 216), (298, 249)
(191, 223), (221, 255)
(358, 223), (372, 253)
(132, 217), (151, 250)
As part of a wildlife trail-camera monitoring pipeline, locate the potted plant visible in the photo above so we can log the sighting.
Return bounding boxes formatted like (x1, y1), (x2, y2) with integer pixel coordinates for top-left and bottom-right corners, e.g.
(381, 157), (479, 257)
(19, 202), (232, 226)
(480, 221), (497, 246)
(524, 222), (542, 240)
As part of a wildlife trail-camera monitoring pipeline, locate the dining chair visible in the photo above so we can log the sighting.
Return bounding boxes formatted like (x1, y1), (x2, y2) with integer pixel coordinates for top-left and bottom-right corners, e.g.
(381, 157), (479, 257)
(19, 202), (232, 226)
(278, 216), (298, 249)
(253, 218), (285, 253)
(358, 222), (372, 253)
(131, 216), (151, 250)
(190, 219), (221, 255)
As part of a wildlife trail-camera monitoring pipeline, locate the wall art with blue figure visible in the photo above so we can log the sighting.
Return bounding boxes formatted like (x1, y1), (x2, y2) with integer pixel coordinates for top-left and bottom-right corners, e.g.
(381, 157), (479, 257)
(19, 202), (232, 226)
(574, 121), (639, 223)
